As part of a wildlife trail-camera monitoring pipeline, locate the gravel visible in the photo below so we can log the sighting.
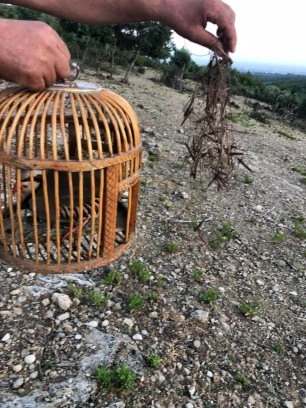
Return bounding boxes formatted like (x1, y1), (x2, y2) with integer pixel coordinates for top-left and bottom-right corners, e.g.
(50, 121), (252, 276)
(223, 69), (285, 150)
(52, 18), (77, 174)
(0, 68), (305, 407)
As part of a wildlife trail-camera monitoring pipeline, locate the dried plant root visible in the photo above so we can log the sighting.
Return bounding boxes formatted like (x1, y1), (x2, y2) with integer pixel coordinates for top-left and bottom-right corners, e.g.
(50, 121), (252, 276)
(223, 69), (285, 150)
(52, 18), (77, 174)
(183, 52), (251, 189)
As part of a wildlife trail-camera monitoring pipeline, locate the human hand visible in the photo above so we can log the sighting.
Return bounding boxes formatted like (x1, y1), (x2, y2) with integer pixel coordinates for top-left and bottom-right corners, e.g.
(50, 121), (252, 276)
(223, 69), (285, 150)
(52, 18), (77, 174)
(161, 0), (236, 55)
(0, 19), (71, 91)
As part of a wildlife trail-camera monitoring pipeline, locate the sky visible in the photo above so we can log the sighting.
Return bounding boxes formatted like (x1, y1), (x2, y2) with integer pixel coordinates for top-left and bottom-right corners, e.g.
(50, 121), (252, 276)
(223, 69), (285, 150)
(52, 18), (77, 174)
(173, 0), (306, 69)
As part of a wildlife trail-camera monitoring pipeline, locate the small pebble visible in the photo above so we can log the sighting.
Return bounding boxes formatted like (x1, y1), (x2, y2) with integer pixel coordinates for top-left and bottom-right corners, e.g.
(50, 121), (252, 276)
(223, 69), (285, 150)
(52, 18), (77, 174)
(1, 333), (10, 342)
(101, 320), (109, 327)
(193, 340), (201, 349)
(132, 333), (143, 341)
(86, 321), (99, 328)
(57, 312), (70, 321)
(29, 371), (39, 379)
(207, 370), (214, 378)
(12, 364), (23, 373)
(123, 318), (134, 328)
(12, 377), (24, 389)
(75, 334), (82, 340)
(24, 354), (36, 365)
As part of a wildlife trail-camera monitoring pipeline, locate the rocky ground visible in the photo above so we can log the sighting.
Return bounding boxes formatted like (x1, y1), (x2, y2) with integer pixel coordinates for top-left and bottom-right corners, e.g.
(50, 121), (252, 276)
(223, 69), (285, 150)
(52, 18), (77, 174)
(0, 68), (305, 408)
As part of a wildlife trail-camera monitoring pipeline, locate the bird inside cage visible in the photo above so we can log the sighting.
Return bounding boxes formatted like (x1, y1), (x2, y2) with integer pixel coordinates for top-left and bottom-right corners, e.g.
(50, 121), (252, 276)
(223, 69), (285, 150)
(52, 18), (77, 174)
(7, 168), (127, 241)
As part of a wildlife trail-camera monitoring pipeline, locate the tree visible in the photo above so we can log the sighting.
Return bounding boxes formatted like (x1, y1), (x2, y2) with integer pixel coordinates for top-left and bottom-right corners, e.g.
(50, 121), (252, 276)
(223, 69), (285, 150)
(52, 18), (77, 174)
(113, 22), (173, 83)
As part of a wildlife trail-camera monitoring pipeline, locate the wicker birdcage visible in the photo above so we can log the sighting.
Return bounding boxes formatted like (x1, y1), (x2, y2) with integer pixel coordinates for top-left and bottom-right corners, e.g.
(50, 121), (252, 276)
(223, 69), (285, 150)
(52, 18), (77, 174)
(0, 80), (142, 273)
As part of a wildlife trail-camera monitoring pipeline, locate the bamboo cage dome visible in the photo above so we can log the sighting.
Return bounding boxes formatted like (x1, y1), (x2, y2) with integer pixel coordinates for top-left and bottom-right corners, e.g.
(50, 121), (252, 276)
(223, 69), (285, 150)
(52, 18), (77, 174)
(0, 80), (142, 273)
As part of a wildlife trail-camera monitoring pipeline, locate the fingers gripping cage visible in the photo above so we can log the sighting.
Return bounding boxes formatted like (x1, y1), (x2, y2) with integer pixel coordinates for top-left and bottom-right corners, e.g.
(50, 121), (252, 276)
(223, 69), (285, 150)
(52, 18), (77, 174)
(0, 82), (142, 273)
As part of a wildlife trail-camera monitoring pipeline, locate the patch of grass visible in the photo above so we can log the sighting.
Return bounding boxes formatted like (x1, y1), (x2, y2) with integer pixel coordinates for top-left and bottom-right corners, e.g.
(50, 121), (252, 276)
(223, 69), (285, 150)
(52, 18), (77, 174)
(88, 290), (109, 308)
(94, 364), (136, 393)
(155, 274), (165, 286)
(140, 178), (148, 186)
(66, 283), (83, 299)
(191, 268), (203, 282)
(273, 342), (285, 354)
(227, 112), (251, 127)
(235, 372), (251, 388)
(239, 300), (261, 318)
(243, 174), (254, 185)
(40, 352), (56, 371)
(199, 288), (219, 304)
(292, 167), (306, 184)
(163, 200), (172, 210)
(271, 232), (285, 244)
(102, 269), (123, 286)
(128, 260), (151, 283)
(249, 109), (270, 125)
(147, 292), (159, 302)
(164, 240), (180, 253)
(159, 195), (166, 202)
(247, 218), (257, 225)
(173, 162), (184, 170)
(277, 130), (297, 140)
(127, 294), (145, 311)
(146, 354), (162, 369)
(293, 216), (306, 239)
(210, 221), (238, 249)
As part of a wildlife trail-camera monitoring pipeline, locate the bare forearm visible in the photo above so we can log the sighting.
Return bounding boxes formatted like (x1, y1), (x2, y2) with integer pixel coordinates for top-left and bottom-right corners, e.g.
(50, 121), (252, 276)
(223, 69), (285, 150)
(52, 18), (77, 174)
(2, 0), (166, 24)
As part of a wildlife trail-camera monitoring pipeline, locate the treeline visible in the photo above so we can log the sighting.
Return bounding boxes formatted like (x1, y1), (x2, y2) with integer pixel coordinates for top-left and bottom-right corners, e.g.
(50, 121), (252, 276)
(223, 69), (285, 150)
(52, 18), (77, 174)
(229, 70), (306, 120)
(1, 4), (306, 120)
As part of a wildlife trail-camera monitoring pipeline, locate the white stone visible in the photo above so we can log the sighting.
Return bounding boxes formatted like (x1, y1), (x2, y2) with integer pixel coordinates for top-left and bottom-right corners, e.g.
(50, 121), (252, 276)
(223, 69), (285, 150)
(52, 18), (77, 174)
(101, 320), (109, 327)
(24, 354), (36, 365)
(1, 333), (10, 342)
(193, 340), (201, 349)
(190, 310), (209, 322)
(185, 403), (194, 408)
(181, 192), (189, 199)
(29, 371), (39, 379)
(42, 298), (50, 306)
(75, 334), (82, 340)
(12, 364), (23, 373)
(284, 402), (294, 408)
(207, 370), (214, 378)
(132, 333), (143, 341)
(52, 292), (72, 311)
(149, 312), (158, 319)
(57, 312), (70, 321)
(12, 377), (24, 389)
(86, 321), (99, 328)
(123, 318), (134, 328)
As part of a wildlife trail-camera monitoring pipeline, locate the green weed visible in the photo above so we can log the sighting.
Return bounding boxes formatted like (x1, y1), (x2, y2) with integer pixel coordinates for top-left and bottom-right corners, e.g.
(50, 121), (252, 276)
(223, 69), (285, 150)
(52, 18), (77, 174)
(210, 221), (238, 249)
(67, 283), (83, 299)
(102, 269), (123, 286)
(271, 232), (285, 244)
(235, 372), (251, 388)
(191, 268), (203, 282)
(164, 241), (180, 253)
(199, 288), (219, 304)
(239, 300), (261, 318)
(146, 354), (162, 369)
(94, 364), (136, 393)
(128, 260), (151, 283)
(243, 175), (254, 185)
(273, 342), (285, 354)
(88, 290), (109, 308)
(127, 294), (145, 311)
(293, 216), (306, 239)
(277, 130), (297, 140)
